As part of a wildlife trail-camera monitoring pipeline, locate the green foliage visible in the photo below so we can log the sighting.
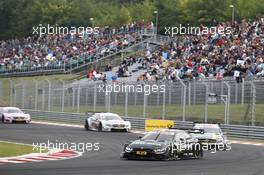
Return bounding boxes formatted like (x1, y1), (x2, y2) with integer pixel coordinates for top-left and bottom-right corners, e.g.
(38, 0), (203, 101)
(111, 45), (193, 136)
(129, 0), (155, 22)
(0, 0), (263, 39)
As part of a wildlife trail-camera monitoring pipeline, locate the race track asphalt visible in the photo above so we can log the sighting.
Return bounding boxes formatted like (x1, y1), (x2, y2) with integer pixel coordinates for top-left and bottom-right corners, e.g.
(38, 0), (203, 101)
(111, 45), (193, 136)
(0, 123), (264, 175)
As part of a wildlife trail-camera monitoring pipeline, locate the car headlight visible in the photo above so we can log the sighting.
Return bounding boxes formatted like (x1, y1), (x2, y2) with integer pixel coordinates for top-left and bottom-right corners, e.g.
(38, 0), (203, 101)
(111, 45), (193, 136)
(125, 146), (133, 153)
(105, 124), (112, 127)
(154, 147), (167, 154)
(216, 137), (224, 143)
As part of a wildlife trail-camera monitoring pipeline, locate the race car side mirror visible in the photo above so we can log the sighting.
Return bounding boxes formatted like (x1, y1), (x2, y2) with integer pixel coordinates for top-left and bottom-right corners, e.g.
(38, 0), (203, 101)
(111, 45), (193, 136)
(180, 138), (185, 142)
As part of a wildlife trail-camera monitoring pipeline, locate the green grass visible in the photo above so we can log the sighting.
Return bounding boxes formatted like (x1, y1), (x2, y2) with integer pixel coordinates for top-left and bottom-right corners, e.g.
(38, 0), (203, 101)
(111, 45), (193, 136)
(0, 141), (48, 158)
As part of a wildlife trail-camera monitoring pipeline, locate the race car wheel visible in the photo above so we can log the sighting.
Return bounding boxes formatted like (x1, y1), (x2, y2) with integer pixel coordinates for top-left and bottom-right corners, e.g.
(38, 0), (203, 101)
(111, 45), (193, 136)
(85, 120), (90, 130)
(193, 147), (203, 159)
(98, 123), (103, 132)
(1, 115), (4, 123)
(123, 143), (129, 151)
(172, 148), (182, 160)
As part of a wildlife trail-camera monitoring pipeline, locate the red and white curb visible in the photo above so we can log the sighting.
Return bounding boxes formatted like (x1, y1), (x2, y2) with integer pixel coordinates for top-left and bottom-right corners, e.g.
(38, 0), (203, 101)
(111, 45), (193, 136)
(32, 121), (264, 147)
(0, 149), (82, 165)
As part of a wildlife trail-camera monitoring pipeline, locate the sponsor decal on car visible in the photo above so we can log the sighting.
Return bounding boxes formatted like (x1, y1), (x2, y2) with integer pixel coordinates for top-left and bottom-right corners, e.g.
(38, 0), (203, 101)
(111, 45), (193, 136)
(145, 119), (174, 131)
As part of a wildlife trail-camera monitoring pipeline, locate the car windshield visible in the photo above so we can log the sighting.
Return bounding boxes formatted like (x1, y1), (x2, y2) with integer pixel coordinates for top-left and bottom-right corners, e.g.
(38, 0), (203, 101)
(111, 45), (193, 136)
(5, 108), (23, 114)
(141, 131), (175, 142)
(194, 126), (221, 134)
(101, 115), (122, 121)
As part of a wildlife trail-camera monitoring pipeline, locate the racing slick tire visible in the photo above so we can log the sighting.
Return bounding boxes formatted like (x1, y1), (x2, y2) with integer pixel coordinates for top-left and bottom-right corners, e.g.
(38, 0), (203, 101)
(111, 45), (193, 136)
(98, 123), (103, 132)
(1, 115), (4, 123)
(84, 120), (90, 130)
(193, 146), (203, 159)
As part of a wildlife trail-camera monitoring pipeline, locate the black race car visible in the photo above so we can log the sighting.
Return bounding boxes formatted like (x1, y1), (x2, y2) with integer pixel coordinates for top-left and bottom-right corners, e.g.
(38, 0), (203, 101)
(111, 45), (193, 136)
(121, 129), (204, 160)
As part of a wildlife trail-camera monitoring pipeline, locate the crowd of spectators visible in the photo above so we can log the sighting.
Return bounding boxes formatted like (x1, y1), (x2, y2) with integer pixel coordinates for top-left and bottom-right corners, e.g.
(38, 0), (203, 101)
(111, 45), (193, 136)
(86, 55), (138, 82)
(0, 22), (153, 73)
(2, 16), (263, 82)
(136, 17), (264, 82)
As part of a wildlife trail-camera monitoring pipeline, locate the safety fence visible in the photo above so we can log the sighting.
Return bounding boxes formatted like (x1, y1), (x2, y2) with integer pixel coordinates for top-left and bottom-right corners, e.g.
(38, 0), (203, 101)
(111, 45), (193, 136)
(3, 78), (263, 126)
(23, 109), (264, 140)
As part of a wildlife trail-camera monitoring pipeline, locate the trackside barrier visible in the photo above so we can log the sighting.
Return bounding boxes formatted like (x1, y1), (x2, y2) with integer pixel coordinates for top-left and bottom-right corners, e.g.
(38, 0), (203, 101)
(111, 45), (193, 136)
(23, 109), (145, 129)
(23, 109), (264, 139)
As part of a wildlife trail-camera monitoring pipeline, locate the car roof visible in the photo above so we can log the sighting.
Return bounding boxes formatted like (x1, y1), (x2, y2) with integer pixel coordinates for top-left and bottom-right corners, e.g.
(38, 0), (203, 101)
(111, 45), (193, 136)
(1, 107), (21, 110)
(97, 113), (120, 117)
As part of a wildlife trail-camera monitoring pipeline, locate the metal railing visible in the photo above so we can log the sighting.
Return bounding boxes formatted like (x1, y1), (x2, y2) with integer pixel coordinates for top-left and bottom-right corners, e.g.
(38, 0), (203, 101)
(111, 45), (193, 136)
(2, 78), (263, 126)
(23, 109), (264, 139)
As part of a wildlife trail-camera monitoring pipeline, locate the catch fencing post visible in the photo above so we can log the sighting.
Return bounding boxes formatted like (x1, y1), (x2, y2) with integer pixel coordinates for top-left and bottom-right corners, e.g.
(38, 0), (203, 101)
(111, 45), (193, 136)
(45, 79), (51, 111)
(179, 80), (186, 121)
(33, 79), (38, 110)
(202, 82), (209, 122)
(85, 87), (89, 105)
(220, 81), (224, 104)
(235, 83), (238, 104)
(72, 87), (75, 110)
(188, 82), (191, 107)
(77, 81), (81, 113)
(241, 79), (245, 106)
(125, 89), (128, 117)
(93, 83), (97, 112)
(193, 81), (196, 105)
(22, 81), (25, 109)
(8, 79), (13, 106)
(42, 86), (45, 111)
(157, 82), (160, 105)
(58, 80), (65, 112)
(250, 81), (256, 126)
(107, 87), (111, 113)
(168, 83), (172, 105)
(162, 82), (166, 120)
(143, 84), (147, 119)
(223, 82), (231, 124)
(134, 90), (137, 105)
(14, 88), (17, 107)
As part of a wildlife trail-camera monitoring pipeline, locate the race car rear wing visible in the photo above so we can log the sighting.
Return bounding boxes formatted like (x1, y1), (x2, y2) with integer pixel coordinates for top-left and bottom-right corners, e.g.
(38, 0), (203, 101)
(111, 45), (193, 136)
(84, 111), (105, 116)
(169, 127), (204, 134)
(193, 122), (221, 127)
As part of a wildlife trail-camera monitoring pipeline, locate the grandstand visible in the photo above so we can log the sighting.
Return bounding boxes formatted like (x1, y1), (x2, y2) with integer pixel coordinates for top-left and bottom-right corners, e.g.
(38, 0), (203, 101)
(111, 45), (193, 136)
(1, 17), (263, 83)
(0, 23), (154, 77)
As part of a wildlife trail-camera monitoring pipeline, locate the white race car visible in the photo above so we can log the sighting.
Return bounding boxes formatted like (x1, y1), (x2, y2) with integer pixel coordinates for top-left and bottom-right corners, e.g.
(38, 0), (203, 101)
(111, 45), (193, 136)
(0, 107), (31, 123)
(192, 123), (229, 150)
(84, 113), (131, 132)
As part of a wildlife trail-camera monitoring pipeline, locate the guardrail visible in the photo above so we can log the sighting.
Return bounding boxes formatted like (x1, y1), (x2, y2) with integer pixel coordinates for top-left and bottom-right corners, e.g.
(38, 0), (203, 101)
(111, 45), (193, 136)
(24, 109), (145, 129)
(23, 109), (264, 140)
